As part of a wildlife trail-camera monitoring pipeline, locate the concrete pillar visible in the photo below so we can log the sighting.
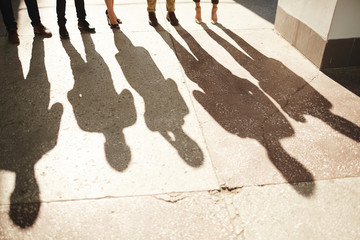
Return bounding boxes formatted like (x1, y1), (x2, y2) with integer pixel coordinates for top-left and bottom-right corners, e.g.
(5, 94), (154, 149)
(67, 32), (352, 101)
(275, 0), (360, 69)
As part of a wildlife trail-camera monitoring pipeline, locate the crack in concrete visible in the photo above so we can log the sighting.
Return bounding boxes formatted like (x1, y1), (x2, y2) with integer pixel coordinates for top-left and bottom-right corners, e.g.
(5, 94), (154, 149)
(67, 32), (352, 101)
(153, 193), (187, 203)
(220, 184), (244, 193)
(208, 189), (246, 239)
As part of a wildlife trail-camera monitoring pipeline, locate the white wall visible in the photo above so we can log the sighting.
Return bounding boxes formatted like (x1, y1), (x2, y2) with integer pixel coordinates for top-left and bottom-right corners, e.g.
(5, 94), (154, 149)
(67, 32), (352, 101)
(328, 0), (360, 39)
(278, 0), (337, 40)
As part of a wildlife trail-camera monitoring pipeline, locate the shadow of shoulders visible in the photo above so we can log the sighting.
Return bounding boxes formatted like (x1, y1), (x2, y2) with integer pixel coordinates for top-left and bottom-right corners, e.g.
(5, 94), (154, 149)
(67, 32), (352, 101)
(323, 67), (360, 97)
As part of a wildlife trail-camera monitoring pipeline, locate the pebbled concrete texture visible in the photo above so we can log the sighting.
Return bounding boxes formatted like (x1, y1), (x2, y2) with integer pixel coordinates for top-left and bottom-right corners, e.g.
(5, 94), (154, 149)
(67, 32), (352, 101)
(1, 0), (360, 238)
(0, 192), (237, 239)
(221, 177), (360, 240)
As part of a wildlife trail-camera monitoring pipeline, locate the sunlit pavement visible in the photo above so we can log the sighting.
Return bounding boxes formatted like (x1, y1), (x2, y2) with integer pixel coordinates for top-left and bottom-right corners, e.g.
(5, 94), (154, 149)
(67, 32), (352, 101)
(1, 0), (360, 239)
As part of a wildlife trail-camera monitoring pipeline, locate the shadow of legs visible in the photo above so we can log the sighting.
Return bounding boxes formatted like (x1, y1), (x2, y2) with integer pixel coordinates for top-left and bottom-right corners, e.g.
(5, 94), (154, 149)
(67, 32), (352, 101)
(160, 127), (204, 168)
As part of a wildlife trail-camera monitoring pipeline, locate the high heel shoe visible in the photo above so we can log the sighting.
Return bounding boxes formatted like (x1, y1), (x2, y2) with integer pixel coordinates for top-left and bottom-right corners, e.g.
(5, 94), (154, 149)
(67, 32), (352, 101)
(211, 7), (218, 24)
(106, 10), (120, 29)
(195, 6), (202, 24)
(106, 10), (122, 23)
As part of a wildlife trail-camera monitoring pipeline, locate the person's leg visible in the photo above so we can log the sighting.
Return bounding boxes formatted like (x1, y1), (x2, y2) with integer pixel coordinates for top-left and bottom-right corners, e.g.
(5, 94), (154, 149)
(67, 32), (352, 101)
(57, 0), (69, 39)
(0, 0), (19, 43)
(24, 0), (41, 26)
(24, 0), (52, 37)
(112, 0), (122, 24)
(193, 0), (201, 23)
(75, 0), (95, 32)
(166, 0), (178, 26)
(56, 0), (67, 26)
(211, 0), (218, 24)
(0, 0), (17, 29)
(147, 0), (158, 26)
(104, 0), (118, 25)
(147, 0), (156, 13)
(166, 0), (175, 12)
(74, 0), (86, 22)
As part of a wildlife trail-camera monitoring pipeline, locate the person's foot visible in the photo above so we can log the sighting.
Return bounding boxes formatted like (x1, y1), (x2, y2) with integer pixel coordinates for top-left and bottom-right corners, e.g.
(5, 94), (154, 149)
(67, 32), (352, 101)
(148, 12), (158, 26)
(78, 20), (95, 32)
(7, 28), (20, 44)
(59, 25), (69, 39)
(106, 10), (122, 25)
(167, 12), (179, 26)
(195, 6), (202, 24)
(33, 24), (52, 37)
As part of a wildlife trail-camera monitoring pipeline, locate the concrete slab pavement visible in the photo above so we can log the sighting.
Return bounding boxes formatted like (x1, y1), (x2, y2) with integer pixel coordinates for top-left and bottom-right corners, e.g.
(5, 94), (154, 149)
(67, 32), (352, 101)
(1, 0), (360, 239)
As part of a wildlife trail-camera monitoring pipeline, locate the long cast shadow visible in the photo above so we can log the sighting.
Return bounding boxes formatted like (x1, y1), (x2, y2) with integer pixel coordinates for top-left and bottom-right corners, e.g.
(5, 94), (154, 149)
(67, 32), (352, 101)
(155, 25), (315, 196)
(113, 31), (203, 168)
(323, 67), (360, 97)
(0, 37), (63, 228)
(207, 23), (360, 142)
(63, 34), (136, 171)
(233, 0), (278, 23)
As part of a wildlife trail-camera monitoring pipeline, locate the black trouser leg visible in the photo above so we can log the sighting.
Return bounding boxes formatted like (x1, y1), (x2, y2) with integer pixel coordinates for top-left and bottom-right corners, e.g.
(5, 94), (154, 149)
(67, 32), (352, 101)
(0, 0), (17, 29)
(24, 0), (41, 26)
(193, 0), (219, 3)
(74, 0), (86, 22)
(56, 0), (67, 26)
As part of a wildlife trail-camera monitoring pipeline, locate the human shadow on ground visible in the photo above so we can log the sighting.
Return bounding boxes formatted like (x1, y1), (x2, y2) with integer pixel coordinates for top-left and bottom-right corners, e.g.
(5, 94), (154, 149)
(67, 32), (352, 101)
(206, 23), (360, 142)
(63, 34), (136, 171)
(155, 24), (315, 196)
(323, 67), (360, 97)
(233, 0), (278, 23)
(0, 37), (63, 228)
(113, 31), (203, 168)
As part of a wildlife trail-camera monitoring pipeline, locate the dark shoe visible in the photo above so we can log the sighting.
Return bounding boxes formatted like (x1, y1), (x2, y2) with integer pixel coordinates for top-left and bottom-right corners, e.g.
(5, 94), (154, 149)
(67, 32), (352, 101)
(8, 28), (19, 44)
(148, 12), (158, 26)
(78, 20), (95, 32)
(166, 12), (179, 26)
(33, 24), (52, 37)
(109, 22), (120, 29)
(59, 25), (69, 39)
